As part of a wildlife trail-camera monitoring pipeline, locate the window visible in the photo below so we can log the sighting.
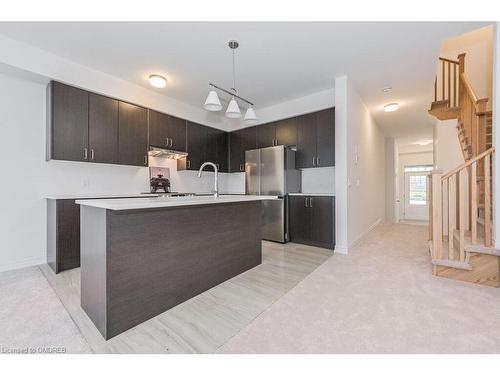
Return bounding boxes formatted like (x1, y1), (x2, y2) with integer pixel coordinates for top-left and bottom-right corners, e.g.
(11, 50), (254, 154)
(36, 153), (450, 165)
(408, 175), (427, 205)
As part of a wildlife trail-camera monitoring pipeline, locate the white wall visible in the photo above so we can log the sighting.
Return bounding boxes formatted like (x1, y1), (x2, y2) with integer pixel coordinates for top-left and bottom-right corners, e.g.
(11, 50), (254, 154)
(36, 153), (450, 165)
(335, 76), (386, 252)
(433, 119), (463, 172)
(385, 138), (397, 223)
(334, 77), (349, 253)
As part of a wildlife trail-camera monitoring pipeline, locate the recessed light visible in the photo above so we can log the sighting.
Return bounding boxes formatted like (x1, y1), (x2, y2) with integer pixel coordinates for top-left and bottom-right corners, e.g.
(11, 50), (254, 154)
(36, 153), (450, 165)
(383, 103), (399, 112)
(149, 74), (167, 88)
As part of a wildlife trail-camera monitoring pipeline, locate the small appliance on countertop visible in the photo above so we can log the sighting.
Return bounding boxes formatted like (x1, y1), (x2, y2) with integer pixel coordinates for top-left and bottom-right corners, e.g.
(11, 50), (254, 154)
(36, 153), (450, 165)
(149, 166), (170, 193)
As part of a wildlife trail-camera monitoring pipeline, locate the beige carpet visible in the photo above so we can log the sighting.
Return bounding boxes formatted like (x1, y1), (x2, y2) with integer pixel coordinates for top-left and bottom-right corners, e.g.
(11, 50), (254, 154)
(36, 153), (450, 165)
(218, 223), (500, 353)
(0, 266), (91, 353)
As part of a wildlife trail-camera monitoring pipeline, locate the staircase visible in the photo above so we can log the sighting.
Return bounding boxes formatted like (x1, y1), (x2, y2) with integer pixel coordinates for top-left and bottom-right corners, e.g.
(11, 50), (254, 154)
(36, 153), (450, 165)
(428, 53), (498, 287)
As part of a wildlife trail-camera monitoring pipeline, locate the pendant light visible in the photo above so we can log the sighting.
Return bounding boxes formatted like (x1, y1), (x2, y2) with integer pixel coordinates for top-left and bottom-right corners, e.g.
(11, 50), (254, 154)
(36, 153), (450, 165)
(203, 90), (222, 111)
(203, 40), (257, 124)
(244, 106), (258, 124)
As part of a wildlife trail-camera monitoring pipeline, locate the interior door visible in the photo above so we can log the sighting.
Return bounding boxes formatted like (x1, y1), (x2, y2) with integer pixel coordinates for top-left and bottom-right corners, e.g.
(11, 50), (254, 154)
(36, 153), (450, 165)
(404, 171), (429, 221)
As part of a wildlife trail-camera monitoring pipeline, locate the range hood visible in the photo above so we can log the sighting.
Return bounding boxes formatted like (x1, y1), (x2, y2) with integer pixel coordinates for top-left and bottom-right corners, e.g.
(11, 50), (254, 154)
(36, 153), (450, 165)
(148, 146), (188, 159)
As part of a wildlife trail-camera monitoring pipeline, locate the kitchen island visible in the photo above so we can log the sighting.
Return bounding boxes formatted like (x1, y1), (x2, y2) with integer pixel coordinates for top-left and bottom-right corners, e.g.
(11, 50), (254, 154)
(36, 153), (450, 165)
(76, 195), (276, 339)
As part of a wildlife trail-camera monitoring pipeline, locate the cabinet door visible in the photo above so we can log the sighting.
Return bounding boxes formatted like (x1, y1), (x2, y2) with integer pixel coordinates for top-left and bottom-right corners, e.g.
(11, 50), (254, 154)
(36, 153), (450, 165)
(316, 108), (335, 167)
(229, 130), (244, 173)
(148, 110), (169, 148)
(310, 196), (334, 248)
(276, 117), (297, 146)
(183, 121), (206, 170)
(118, 102), (148, 166)
(289, 196), (312, 244)
(88, 93), (119, 164)
(216, 131), (229, 173)
(296, 112), (317, 168)
(204, 126), (218, 165)
(167, 115), (187, 152)
(256, 122), (276, 148)
(229, 126), (256, 173)
(50, 81), (89, 162)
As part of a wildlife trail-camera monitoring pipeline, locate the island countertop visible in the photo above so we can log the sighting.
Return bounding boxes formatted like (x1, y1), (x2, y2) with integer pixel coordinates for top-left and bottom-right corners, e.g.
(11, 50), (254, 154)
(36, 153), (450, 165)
(76, 194), (278, 210)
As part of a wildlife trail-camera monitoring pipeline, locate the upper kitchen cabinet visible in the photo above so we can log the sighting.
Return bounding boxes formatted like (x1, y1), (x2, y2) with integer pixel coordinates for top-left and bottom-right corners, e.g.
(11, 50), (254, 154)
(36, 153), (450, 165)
(148, 110), (187, 152)
(275, 117), (297, 147)
(229, 126), (256, 172)
(215, 130), (229, 173)
(177, 121), (206, 171)
(88, 93), (119, 164)
(118, 102), (148, 167)
(296, 107), (335, 168)
(315, 108), (335, 167)
(296, 112), (318, 169)
(48, 81), (89, 162)
(256, 122), (277, 148)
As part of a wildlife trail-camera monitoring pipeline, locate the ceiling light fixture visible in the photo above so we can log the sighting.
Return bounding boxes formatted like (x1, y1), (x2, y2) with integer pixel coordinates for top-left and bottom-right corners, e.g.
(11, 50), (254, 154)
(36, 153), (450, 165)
(149, 74), (167, 88)
(203, 40), (257, 123)
(382, 87), (392, 93)
(383, 103), (399, 112)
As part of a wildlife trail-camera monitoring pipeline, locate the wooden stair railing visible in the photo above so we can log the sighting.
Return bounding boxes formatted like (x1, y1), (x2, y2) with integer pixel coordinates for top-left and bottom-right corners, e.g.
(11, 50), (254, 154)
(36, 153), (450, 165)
(429, 53), (490, 161)
(429, 148), (494, 268)
(433, 56), (460, 107)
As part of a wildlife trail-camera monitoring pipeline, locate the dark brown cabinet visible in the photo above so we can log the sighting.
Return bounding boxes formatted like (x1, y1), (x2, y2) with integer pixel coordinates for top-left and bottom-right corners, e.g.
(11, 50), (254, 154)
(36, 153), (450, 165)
(178, 121), (206, 171)
(178, 123), (229, 172)
(289, 195), (335, 249)
(148, 110), (187, 152)
(229, 126), (257, 172)
(296, 108), (335, 168)
(215, 130), (229, 172)
(256, 122), (277, 148)
(88, 93), (119, 164)
(276, 117), (297, 146)
(118, 102), (148, 166)
(49, 81), (89, 162)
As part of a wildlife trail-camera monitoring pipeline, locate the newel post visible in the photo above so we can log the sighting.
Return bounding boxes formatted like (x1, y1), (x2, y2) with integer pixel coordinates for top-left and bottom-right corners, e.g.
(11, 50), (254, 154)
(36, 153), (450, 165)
(457, 53), (465, 74)
(430, 170), (444, 260)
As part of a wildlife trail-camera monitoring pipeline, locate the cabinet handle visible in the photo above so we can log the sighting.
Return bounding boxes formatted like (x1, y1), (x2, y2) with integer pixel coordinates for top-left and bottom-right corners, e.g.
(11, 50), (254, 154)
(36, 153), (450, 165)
(216, 163), (220, 170)
(240, 164), (244, 171)
(309, 197), (313, 208)
(90, 149), (95, 161)
(144, 155), (148, 166)
(305, 197), (309, 208)
(83, 148), (88, 160)
(317, 157), (320, 165)
(169, 138), (173, 147)
(187, 159), (190, 169)
(165, 137), (170, 147)
(312, 157), (316, 166)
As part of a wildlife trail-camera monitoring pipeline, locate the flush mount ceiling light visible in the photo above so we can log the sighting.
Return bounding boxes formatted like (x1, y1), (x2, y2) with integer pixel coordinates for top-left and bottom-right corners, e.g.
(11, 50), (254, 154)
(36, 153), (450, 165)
(383, 103), (399, 112)
(149, 74), (167, 88)
(382, 86), (392, 93)
(203, 40), (257, 123)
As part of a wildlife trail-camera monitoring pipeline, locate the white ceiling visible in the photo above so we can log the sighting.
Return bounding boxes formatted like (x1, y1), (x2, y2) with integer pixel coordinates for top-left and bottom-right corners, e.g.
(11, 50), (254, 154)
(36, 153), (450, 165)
(0, 22), (489, 145)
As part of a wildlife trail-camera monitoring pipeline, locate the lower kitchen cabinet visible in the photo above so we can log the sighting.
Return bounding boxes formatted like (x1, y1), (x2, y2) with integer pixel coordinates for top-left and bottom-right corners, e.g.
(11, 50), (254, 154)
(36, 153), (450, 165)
(289, 195), (335, 249)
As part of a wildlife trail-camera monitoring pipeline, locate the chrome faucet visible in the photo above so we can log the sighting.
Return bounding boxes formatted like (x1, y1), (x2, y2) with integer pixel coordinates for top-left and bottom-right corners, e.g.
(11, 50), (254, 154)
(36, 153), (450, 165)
(198, 162), (219, 198)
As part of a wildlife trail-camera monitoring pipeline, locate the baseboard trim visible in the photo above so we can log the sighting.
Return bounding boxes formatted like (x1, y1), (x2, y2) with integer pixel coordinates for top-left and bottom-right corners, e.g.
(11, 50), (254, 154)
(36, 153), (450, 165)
(334, 245), (348, 254)
(0, 256), (46, 273)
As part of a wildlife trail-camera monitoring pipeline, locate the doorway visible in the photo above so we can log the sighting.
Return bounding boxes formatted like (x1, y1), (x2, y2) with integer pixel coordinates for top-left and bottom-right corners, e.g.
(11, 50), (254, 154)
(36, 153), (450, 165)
(403, 166), (432, 221)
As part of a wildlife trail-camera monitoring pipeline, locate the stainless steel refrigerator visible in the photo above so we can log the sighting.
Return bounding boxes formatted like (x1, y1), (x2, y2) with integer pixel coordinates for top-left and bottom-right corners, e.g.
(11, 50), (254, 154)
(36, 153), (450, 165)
(245, 145), (301, 243)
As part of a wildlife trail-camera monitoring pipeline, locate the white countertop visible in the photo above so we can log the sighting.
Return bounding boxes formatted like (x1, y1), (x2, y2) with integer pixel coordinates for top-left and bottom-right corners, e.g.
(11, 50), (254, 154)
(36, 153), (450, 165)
(45, 193), (159, 200)
(76, 195), (278, 210)
(288, 193), (335, 197)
